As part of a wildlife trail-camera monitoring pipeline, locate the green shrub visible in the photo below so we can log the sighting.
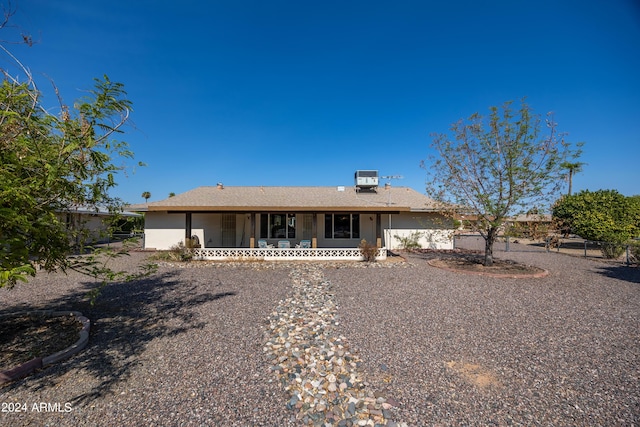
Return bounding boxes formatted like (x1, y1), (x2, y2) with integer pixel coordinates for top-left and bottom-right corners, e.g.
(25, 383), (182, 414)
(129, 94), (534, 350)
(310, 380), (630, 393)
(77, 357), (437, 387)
(600, 242), (625, 259)
(358, 239), (378, 262)
(553, 190), (640, 243)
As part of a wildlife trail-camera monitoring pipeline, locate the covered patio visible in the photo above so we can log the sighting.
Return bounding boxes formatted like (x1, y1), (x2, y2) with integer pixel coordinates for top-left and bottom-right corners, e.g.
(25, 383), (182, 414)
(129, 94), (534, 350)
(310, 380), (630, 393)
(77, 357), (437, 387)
(180, 209), (388, 261)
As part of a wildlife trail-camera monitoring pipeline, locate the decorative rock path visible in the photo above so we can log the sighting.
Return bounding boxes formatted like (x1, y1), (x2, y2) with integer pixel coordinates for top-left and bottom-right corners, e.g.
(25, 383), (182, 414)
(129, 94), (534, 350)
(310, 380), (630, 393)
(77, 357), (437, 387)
(264, 265), (407, 427)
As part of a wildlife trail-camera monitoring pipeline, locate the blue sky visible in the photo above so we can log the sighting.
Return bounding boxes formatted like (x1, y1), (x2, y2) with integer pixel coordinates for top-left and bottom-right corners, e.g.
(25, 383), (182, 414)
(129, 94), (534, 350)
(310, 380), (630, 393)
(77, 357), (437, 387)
(5, 0), (640, 204)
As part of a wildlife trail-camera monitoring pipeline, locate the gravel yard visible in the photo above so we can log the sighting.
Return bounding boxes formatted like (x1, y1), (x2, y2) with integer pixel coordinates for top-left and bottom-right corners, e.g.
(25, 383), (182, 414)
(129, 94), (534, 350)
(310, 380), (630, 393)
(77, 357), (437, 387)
(1, 243), (639, 426)
(328, 246), (640, 426)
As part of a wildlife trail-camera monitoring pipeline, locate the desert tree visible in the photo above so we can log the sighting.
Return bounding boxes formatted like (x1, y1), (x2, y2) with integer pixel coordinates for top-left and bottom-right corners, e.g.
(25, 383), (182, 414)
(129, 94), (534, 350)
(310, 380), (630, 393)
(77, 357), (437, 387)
(422, 99), (583, 266)
(142, 191), (151, 203)
(0, 5), (154, 288)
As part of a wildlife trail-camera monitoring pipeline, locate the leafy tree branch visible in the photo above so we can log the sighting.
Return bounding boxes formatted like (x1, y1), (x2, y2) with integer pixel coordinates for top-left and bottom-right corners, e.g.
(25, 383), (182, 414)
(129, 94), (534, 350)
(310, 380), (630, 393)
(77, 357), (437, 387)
(0, 9), (154, 291)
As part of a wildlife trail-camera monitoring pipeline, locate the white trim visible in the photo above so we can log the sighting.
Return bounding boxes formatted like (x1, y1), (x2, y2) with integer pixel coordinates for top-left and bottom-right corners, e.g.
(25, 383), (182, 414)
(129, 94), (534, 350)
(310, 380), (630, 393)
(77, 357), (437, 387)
(190, 247), (387, 261)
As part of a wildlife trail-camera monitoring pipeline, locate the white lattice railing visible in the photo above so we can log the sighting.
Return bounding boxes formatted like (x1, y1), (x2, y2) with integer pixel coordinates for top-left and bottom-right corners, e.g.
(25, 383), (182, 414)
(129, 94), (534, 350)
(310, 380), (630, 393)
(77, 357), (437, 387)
(190, 247), (387, 261)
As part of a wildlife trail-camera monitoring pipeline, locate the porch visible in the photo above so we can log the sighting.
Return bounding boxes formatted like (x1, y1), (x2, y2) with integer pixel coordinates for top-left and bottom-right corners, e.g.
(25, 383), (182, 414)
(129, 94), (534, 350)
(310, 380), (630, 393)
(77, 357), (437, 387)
(179, 211), (386, 251)
(190, 246), (387, 261)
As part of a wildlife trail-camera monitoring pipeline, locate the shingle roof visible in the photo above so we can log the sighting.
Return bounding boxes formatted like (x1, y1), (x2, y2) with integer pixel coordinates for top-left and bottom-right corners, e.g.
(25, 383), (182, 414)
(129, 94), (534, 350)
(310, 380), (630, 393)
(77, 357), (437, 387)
(510, 214), (553, 223)
(61, 205), (141, 217)
(127, 186), (442, 213)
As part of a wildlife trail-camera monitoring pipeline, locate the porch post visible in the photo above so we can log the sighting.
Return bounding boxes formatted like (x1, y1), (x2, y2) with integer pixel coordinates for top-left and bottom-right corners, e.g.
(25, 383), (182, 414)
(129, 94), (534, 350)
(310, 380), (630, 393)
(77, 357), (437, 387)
(185, 212), (192, 242)
(312, 213), (318, 248)
(250, 212), (256, 248)
(376, 213), (382, 248)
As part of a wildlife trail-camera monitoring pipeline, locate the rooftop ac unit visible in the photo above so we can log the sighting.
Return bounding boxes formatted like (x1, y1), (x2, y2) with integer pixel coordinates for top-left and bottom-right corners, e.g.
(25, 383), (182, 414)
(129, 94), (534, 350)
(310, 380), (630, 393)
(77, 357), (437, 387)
(354, 170), (378, 191)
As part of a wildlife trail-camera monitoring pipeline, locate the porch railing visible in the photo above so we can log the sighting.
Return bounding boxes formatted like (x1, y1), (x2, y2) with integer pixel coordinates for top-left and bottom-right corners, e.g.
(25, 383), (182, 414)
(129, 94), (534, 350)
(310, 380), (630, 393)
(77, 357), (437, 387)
(190, 247), (387, 261)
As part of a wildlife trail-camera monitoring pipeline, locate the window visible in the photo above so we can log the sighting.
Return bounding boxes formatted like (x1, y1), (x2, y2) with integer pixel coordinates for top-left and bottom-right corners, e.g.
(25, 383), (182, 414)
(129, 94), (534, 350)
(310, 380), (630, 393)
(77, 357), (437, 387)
(324, 214), (360, 239)
(260, 213), (296, 239)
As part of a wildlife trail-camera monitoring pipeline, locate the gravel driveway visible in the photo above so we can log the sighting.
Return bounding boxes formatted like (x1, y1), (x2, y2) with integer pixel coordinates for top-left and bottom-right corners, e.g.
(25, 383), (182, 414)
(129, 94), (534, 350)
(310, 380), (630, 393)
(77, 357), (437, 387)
(1, 243), (638, 426)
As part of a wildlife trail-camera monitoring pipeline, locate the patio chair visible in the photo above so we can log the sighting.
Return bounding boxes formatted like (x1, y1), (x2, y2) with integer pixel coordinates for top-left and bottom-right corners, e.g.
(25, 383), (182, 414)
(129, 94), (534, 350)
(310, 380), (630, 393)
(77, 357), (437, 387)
(299, 239), (311, 248)
(258, 239), (274, 248)
(278, 240), (291, 248)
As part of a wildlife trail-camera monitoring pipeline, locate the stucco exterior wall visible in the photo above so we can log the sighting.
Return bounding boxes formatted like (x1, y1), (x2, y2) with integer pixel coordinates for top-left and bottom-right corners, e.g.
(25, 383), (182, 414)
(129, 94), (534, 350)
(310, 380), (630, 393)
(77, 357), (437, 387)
(191, 213), (215, 248)
(57, 213), (110, 244)
(382, 212), (454, 250)
(143, 212), (186, 250)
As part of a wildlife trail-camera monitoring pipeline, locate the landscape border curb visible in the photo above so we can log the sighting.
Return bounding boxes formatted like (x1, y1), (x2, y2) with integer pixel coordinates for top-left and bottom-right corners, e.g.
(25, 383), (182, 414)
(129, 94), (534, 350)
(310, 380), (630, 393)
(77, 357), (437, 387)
(0, 310), (90, 385)
(427, 259), (550, 278)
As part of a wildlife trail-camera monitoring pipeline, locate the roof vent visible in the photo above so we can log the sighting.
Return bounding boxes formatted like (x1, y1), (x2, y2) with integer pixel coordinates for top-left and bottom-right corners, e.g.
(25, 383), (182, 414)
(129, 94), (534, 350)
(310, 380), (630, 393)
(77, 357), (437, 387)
(354, 170), (378, 192)
(337, 186), (345, 192)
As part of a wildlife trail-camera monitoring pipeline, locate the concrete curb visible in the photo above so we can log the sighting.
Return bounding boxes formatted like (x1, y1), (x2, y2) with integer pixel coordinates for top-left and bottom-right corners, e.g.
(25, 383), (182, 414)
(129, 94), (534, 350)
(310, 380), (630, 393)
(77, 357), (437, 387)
(0, 357), (43, 383)
(427, 259), (550, 279)
(0, 310), (90, 384)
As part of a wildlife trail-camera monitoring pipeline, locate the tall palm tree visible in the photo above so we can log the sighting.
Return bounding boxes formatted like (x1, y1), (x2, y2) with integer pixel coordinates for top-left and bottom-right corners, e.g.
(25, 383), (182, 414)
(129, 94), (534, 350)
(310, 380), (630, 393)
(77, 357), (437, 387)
(560, 162), (585, 195)
(141, 191), (151, 203)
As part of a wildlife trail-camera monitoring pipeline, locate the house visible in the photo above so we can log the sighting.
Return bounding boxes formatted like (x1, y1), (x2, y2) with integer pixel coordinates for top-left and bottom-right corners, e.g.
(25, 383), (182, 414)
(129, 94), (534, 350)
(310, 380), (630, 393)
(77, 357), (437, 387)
(504, 213), (554, 240)
(127, 173), (455, 260)
(58, 206), (142, 245)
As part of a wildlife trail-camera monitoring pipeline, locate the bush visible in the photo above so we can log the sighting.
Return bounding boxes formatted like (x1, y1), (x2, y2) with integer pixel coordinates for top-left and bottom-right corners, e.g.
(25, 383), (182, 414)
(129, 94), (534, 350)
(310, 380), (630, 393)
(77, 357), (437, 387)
(358, 239), (378, 262)
(151, 241), (193, 262)
(600, 242), (625, 259)
(629, 243), (640, 265)
(546, 235), (561, 249)
(171, 242), (193, 261)
(552, 190), (640, 243)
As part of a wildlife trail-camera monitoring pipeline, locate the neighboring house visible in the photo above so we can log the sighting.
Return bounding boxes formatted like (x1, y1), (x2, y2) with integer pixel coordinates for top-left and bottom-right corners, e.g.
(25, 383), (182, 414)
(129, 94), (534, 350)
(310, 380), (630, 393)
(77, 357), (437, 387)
(504, 213), (554, 239)
(58, 206), (141, 244)
(127, 174), (454, 261)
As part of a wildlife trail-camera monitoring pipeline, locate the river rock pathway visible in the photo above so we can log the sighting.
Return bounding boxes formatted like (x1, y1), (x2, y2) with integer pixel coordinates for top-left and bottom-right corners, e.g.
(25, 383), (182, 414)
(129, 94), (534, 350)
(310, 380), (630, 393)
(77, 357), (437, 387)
(264, 264), (407, 427)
